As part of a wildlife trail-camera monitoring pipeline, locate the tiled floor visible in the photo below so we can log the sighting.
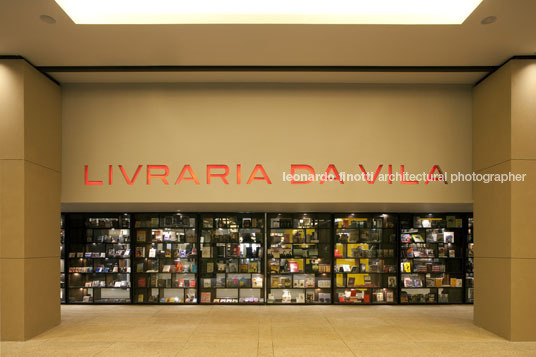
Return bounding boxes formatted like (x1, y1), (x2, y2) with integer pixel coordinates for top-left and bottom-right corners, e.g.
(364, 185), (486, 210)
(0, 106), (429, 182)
(2, 305), (536, 356)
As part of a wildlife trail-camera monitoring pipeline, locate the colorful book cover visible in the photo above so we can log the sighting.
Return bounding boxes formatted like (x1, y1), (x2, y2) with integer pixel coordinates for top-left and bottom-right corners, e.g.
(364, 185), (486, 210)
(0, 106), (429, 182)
(201, 292), (211, 303)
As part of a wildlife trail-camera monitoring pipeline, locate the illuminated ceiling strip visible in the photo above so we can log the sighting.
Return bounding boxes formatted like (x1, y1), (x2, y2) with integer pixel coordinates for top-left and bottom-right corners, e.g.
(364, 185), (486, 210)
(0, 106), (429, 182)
(55, 0), (483, 25)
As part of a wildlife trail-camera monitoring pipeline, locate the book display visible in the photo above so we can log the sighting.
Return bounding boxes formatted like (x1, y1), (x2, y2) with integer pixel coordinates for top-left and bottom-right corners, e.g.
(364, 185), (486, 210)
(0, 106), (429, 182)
(267, 213), (332, 304)
(61, 211), (474, 305)
(67, 214), (131, 303)
(199, 214), (264, 304)
(133, 213), (198, 304)
(466, 216), (474, 303)
(60, 215), (66, 303)
(399, 214), (465, 304)
(334, 214), (397, 304)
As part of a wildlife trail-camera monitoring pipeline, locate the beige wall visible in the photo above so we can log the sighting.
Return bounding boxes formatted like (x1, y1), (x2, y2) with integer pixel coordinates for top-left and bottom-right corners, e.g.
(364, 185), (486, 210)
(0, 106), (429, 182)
(62, 83), (472, 208)
(473, 59), (536, 341)
(0, 59), (61, 341)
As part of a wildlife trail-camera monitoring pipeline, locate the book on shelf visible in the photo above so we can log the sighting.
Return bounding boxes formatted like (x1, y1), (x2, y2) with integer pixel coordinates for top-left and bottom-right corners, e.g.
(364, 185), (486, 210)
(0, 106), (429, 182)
(406, 248), (415, 258)
(248, 261), (258, 273)
(147, 248), (155, 258)
(201, 292), (211, 303)
(137, 231), (146, 242)
(206, 262), (214, 273)
(228, 261), (238, 273)
(175, 261), (184, 273)
(449, 250), (456, 258)
(305, 278), (315, 288)
(375, 292), (384, 302)
(400, 292), (409, 303)
(281, 277), (292, 288)
(137, 294), (144, 303)
(203, 279), (212, 288)
(252, 277), (263, 288)
(411, 234), (424, 243)
(298, 280), (305, 288)
(202, 246), (212, 258)
(289, 261), (299, 273)
(363, 293), (370, 303)
(153, 230), (163, 242)
(386, 291), (394, 303)
(318, 279), (330, 288)
(282, 291), (292, 303)
(444, 232), (455, 243)
(162, 265), (171, 273)
(403, 277), (414, 288)
(348, 277), (355, 287)
(318, 292), (330, 303)
(297, 293), (305, 303)
(388, 276), (397, 288)
(136, 262), (144, 273)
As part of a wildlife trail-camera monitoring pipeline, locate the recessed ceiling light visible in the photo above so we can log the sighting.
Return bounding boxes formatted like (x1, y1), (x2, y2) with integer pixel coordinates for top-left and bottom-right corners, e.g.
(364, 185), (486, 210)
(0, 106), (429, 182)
(40, 14), (56, 24)
(480, 15), (497, 25)
(55, 0), (483, 25)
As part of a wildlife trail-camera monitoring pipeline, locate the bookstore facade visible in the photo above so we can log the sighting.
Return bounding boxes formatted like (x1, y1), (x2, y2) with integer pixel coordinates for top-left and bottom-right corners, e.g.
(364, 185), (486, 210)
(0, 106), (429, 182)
(61, 212), (475, 305)
(2, 57), (536, 341)
(59, 82), (475, 305)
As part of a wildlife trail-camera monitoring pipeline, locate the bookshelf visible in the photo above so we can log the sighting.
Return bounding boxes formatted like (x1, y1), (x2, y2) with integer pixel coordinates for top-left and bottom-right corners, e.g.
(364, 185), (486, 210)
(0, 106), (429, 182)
(67, 214), (131, 303)
(399, 214), (465, 304)
(133, 213), (198, 304)
(466, 216), (474, 303)
(334, 214), (398, 304)
(199, 214), (265, 304)
(60, 215), (65, 303)
(267, 213), (332, 304)
(61, 211), (475, 305)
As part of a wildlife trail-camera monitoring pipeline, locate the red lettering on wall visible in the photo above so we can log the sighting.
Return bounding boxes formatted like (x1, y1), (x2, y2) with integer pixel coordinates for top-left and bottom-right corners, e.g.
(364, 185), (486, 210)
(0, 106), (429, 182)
(359, 164), (383, 184)
(400, 165), (418, 185)
(320, 164), (344, 184)
(147, 165), (169, 185)
(108, 165), (113, 185)
(175, 165), (200, 185)
(119, 165), (142, 185)
(291, 164), (315, 184)
(247, 164), (272, 184)
(207, 165), (230, 184)
(237, 164), (241, 185)
(425, 165), (446, 184)
(84, 165), (103, 186)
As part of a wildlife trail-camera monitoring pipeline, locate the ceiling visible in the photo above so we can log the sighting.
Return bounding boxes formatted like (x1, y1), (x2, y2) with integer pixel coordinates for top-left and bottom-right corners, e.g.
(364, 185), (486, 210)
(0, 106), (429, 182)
(1, 0), (535, 84)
